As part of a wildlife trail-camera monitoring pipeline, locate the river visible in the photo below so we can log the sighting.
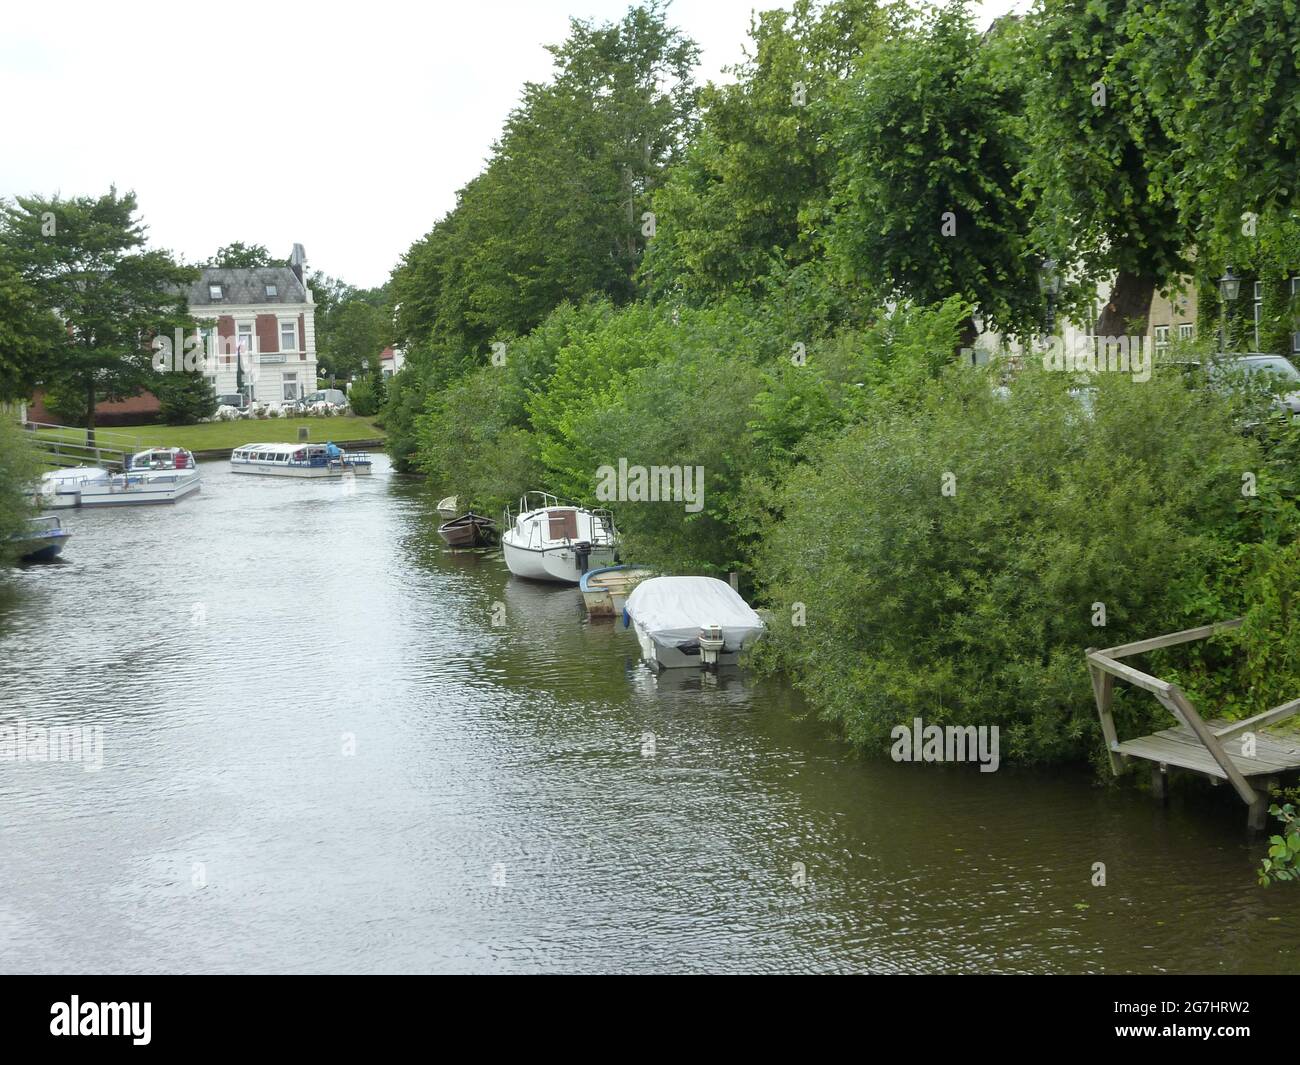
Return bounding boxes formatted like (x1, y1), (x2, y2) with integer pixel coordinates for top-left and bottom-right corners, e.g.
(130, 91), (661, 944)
(0, 456), (1295, 974)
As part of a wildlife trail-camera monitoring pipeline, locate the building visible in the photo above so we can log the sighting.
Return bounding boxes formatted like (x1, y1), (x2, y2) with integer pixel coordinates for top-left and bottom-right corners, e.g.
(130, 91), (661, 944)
(378, 346), (405, 379)
(187, 244), (318, 404)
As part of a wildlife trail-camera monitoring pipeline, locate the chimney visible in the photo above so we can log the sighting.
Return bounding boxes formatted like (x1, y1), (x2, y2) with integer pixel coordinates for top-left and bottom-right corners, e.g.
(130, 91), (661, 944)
(288, 243), (307, 283)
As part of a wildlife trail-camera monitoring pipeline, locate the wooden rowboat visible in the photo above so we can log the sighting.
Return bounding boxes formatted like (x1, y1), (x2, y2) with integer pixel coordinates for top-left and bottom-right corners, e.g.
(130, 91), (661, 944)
(437, 511), (498, 548)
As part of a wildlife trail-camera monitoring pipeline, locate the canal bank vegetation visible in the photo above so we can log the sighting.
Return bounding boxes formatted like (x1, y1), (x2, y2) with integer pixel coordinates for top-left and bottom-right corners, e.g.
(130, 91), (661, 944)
(381, 1), (1300, 768)
(0, 413), (38, 564)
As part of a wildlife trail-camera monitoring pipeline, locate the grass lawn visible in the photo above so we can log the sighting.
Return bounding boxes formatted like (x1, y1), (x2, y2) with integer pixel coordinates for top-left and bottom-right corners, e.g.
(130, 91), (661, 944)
(34, 416), (384, 452)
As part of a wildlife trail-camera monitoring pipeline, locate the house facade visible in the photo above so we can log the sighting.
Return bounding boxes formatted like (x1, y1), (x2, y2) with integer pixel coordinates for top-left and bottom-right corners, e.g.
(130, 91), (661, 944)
(187, 244), (318, 404)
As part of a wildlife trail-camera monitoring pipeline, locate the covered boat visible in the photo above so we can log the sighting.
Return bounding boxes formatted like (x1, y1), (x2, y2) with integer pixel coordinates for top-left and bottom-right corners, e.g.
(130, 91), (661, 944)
(436, 495), (459, 519)
(623, 576), (765, 669)
(230, 442), (373, 478)
(10, 516), (72, 562)
(437, 511), (498, 548)
(500, 492), (617, 583)
(126, 447), (196, 472)
(38, 462), (200, 507)
(580, 564), (654, 618)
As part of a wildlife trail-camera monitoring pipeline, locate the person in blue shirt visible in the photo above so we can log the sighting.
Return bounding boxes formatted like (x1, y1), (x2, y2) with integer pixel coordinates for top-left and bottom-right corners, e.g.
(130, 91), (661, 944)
(325, 441), (342, 462)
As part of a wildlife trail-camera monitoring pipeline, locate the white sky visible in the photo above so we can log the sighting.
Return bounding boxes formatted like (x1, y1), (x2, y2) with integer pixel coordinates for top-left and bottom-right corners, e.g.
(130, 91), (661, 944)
(0, 0), (1027, 289)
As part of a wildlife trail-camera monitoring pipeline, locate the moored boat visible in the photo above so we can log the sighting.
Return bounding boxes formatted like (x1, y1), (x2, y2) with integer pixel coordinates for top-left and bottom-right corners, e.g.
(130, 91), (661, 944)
(10, 516), (72, 562)
(580, 564), (654, 617)
(623, 576), (765, 669)
(437, 511), (498, 548)
(500, 492), (617, 583)
(230, 442), (373, 478)
(38, 461), (200, 508)
(436, 495), (459, 519)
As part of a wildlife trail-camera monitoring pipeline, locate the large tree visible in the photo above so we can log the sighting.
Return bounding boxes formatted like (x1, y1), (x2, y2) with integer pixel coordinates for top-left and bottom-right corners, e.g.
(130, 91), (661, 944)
(204, 242), (278, 268)
(826, 4), (1040, 343)
(390, 2), (699, 363)
(645, 0), (900, 301)
(1022, 0), (1192, 336)
(0, 189), (195, 439)
(0, 247), (63, 401)
(1124, 0), (1300, 260)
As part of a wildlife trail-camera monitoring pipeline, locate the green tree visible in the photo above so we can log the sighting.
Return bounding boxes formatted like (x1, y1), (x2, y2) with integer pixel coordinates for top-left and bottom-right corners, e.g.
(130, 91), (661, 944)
(1022, 0), (1192, 335)
(0, 189), (195, 441)
(205, 242), (278, 268)
(0, 249), (63, 401)
(324, 300), (388, 381)
(1125, 0), (1300, 258)
(0, 414), (38, 563)
(154, 369), (218, 425)
(645, 0), (899, 301)
(826, 4), (1040, 344)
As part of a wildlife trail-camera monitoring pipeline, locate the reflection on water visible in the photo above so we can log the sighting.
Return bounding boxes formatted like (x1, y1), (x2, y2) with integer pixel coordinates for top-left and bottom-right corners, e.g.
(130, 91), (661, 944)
(0, 456), (1295, 974)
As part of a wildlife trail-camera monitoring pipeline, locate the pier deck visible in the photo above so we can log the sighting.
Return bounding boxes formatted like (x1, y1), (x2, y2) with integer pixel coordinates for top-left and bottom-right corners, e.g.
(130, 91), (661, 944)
(1087, 619), (1300, 828)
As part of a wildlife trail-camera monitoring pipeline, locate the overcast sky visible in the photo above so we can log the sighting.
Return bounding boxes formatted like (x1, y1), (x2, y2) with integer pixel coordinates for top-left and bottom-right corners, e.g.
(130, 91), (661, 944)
(0, 0), (1027, 290)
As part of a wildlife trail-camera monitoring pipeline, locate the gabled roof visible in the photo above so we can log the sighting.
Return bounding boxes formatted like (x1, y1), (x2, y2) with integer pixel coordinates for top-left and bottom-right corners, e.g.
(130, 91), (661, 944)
(188, 266), (308, 308)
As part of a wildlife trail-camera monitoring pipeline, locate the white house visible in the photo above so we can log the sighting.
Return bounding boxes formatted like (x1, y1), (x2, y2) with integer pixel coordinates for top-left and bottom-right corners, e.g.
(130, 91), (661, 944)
(187, 244), (318, 404)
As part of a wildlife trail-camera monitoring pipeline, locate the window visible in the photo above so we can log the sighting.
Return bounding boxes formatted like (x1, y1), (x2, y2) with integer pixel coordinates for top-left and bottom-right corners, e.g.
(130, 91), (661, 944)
(282, 372), (299, 401)
(236, 323), (254, 358)
(1153, 325), (1170, 354)
(209, 284), (223, 300)
(1179, 323), (1194, 341)
(280, 320), (297, 352)
(265, 284), (278, 299)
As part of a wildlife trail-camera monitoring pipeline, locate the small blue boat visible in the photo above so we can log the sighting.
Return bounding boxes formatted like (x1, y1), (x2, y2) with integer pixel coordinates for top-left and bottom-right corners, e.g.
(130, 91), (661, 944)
(11, 516), (72, 562)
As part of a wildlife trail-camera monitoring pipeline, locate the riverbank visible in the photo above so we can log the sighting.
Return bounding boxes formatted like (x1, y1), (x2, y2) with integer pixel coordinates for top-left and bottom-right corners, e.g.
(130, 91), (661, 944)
(32, 416), (385, 453)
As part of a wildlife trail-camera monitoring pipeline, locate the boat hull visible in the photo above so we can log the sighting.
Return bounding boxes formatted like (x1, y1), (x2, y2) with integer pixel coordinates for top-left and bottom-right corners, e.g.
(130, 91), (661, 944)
(632, 621), (743, 669)
(580, 565), (654, 617)
(16, 534), (69, 562)
(42, 475), (201, 507)
(230, 463), (372, 478)
(502, 539), (617, 583)
(437, 514), (497, 547)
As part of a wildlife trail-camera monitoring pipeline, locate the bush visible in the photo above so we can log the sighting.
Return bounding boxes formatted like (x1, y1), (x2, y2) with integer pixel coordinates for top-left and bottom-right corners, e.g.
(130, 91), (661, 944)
(155, 371), (218, 425)
(0, 416), (38, 564)
(347, 378), (381, 416)
(756, 363), (1264, 765)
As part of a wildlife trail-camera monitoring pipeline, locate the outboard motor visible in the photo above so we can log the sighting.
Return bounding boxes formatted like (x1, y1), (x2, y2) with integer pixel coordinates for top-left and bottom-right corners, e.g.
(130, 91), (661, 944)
(574, 541), (593, 575)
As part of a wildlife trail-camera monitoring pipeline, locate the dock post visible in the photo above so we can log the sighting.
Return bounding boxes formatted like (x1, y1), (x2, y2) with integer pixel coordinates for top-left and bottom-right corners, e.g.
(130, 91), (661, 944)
(1248, 778), (1276, 831)
(1151, 764), (1168, 803)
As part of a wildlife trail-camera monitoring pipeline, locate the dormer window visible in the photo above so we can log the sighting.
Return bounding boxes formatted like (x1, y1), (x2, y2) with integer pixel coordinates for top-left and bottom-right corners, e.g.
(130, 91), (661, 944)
(265, 284), (278, 298)
(209, 284), (223, 300)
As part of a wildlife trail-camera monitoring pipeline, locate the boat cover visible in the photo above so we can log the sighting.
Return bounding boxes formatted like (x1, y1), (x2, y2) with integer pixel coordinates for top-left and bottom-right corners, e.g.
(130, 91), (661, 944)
(624, 576), (765, 649)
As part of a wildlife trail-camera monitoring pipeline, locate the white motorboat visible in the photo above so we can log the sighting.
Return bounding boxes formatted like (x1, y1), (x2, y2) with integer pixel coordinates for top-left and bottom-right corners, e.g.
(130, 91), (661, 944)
(38, 460), (201, 508)
(230, 442), (373, 478)
(10, 516), (72, 562)
(500, 492), (617, 583)
(623, 576), (765, 669)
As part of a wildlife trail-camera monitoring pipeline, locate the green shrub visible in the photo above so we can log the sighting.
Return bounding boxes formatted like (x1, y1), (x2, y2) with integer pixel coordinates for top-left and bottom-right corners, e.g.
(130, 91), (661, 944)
(0, 416), (37, 564)
(347, 379), (380, 416)
(756, 363), (1262, 765)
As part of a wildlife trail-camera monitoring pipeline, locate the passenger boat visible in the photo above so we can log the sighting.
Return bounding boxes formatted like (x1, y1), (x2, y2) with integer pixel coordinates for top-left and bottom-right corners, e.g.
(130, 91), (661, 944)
(436, 495), (459, 519)
(126, 447), (196, 472)
(623, 576), (765, 669)
(230, 442), (373, 478)
(580, 564), (654, 617)
(500, 492), (617, 583)
(437, 511), (498, 548)
(38, 461), (201, 508)
(10, 516), (72, 562)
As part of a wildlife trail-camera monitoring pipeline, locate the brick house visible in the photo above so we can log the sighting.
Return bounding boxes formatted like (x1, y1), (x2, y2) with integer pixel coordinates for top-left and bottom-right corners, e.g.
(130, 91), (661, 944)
(188, 244), (319, 404)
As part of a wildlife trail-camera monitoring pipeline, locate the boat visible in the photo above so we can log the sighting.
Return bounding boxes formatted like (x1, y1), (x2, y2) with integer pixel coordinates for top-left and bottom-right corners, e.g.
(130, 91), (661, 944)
(580, 564), (654, 617)
(437, 511), (498, 548)
(230, 442), (373, 478)
(126, 447), (196, 472)
(622, 576), (765, 669)
(500, 492), (618, 583)
(38, 462), (201, 508)
(10, 516), (72, 562)
(436, 495), (459, 519)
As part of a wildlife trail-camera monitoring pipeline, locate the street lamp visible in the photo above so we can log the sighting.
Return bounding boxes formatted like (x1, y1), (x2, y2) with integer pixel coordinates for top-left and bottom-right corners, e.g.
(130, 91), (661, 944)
(1218, 267), (1241, 350)
(1038, 257), (1060, 336)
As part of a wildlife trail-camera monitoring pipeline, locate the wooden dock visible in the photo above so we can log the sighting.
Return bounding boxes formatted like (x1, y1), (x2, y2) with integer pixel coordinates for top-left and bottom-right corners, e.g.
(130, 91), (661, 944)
(1087, 618), (1300, 829)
